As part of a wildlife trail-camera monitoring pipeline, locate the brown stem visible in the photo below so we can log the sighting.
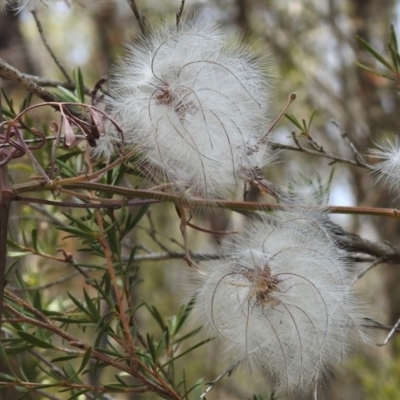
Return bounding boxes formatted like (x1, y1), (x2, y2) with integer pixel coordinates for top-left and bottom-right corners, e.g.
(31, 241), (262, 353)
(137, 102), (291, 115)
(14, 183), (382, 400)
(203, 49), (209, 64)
(13, 180), (400, 218)
(31, 11), (72, 84)
(126, 0), (146, 34)
(0, 57), (60, 103)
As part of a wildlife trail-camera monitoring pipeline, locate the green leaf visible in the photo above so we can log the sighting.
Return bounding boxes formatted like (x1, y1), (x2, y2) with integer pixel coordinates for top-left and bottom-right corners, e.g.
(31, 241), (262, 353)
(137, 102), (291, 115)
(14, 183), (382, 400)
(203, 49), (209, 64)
(5, 259), (22, 281)
(356, 35), (394, 71)
(4, 344), (34, 355)
(92, 280), (114, 309)
(18, 93), (33, 113)
(105, 223), (121, 256)
(15, 269), (26, 293)
(0, 344), (17, 376)
(173, 326), (203, 345)
(32, 291), (42, 312)
(73, 67), (85, 103)
(93, 347), (122, 357)
(114, 374), (129, 387)
(57, 150), (83, 162)
(31, 229), (38, 252)
(182, 377), (203, 399)
(77, 347), (92, 375)
(389, 25), (400, 72)
(6, 251), (31, 258)
(308, 109), (317, 128)
(16, 331), (56, 349)
(123, 204), (151, 238)
(145, 303), (166, 332)
(83, 289), (101, 321)
(155, 333), (166, 361)
(103, 384), (126, 392)
(57, 86), (79, 102)
(62, 362), (82, 382)
(284, 113), (303, 130)
(0, 373), (16, 382)
(146, 333), (157, 365)
(173, 297), (195, 335)
(161, 338), (213, 367)
(55, 159), (77, 177)
(52, 355), (80, 363)
(68, 292), (90, 316)
(1, 88), (16, 116)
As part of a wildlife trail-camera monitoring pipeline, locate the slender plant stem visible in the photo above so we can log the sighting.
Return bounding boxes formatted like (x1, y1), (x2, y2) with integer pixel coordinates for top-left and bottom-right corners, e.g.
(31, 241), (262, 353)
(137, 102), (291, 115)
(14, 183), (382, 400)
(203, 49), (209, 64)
(32, 11), (72, 83)
(12, 179), (400, 218)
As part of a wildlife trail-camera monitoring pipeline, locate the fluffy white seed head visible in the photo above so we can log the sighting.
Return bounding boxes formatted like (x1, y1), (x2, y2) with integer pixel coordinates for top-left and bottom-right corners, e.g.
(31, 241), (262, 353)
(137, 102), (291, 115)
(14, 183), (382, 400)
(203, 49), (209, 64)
(369, 135), (400, 192)
(94, 21), (271, 199)
(191, 210), (369, 396)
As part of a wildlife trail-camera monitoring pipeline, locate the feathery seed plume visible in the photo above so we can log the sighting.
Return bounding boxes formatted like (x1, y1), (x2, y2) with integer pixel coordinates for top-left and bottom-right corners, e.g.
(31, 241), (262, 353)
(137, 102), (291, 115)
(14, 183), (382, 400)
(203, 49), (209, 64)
(191, 209), (369, 396)
(94, 21), (272, 199)
(370, 135), (400, 192)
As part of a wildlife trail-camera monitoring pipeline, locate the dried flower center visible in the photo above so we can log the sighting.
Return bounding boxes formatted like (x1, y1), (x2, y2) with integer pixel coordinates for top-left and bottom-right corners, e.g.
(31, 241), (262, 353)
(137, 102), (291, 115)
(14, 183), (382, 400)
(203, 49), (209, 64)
(242, 266), (281, 307)
(155, 86), (197, 120)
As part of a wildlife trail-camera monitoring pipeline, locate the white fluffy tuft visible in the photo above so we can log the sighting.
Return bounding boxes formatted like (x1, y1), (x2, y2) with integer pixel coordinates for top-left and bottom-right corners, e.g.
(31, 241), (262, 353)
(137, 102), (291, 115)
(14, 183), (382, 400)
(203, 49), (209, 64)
(369, 135), (400, 192)
(94, 21), (272, 199)
(0, 0), (54, 13)
(190, 209), (369, 396)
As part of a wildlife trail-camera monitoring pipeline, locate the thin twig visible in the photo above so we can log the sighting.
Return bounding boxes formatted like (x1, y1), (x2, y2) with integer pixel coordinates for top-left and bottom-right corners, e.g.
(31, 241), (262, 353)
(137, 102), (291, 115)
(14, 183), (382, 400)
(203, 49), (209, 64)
(126, 0), (145, 34)
(270, 141), (370, 168)
(15, 179), (400, 219)
(365, 317), (400, 333)
(25, 203), (68, 227)
(176, 0), (185, 26)
(258, 92), (297, 144)
(146, 211), (171, 252)
(0, 135), (86, 149)
(0, 57), (59, 102)
(124, 252), (223, 262)
(177, 205), (195, 268)
(200, 359), (242, 399)
(377, 316), (400, 346)
(19, 74), (91, 94)
(15, 195), (159, 209)
(10, 271), (82, 292)
(32, 11), (72, 83)
(350, 258), (385, 286)
(331, 120), (367, 165)
(8, 252), (222, 292)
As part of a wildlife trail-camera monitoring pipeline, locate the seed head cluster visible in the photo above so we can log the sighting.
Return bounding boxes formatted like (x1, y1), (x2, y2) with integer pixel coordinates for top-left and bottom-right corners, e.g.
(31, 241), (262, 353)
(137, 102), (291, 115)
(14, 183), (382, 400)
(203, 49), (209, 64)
(191, 210), (369, 396)
(95, 21), (271, 199)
